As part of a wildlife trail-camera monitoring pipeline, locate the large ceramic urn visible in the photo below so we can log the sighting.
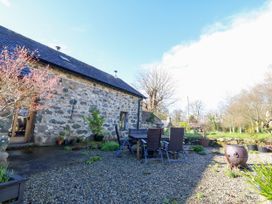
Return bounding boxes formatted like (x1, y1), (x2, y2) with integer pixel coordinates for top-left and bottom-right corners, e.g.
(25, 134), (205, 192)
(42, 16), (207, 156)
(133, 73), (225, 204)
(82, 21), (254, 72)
(225, 144), (248, 169)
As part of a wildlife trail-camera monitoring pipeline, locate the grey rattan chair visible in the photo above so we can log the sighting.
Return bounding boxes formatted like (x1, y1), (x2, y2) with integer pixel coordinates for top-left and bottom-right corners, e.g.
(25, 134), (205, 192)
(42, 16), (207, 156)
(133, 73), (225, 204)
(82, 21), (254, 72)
(141, 128), (163, 163)
(162, 127), (188, 163)
(114, 124), (133, 157)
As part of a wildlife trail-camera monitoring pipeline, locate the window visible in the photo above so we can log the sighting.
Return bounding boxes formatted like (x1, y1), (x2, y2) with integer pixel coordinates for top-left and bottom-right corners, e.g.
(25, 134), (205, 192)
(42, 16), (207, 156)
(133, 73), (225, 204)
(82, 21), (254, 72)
(119, 112), (128, 130)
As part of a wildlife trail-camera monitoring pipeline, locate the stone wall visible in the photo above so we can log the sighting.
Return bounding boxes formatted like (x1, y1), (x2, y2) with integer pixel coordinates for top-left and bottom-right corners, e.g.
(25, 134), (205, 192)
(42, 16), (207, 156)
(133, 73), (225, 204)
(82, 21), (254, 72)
(33, 63), (141, 145)
(0, 114), (12, 134)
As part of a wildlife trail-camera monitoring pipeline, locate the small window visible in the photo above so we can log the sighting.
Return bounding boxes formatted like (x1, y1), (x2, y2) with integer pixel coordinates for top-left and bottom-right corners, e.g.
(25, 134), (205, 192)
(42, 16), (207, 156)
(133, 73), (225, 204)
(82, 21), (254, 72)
(119, 112), (128, 130)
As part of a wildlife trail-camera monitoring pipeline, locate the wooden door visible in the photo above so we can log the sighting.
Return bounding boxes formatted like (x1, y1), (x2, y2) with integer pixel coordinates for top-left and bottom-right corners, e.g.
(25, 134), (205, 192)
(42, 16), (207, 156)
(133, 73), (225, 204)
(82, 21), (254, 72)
(10, 108), (35, 143)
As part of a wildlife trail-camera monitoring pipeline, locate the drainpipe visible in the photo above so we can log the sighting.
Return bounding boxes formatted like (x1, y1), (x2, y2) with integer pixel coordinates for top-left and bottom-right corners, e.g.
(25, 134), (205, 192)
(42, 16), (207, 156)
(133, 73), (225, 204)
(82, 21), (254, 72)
(136, 98), (142, 130)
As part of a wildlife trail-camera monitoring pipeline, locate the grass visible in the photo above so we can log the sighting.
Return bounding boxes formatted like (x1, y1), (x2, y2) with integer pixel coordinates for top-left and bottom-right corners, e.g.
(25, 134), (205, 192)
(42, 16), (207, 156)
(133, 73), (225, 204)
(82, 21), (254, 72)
(248, 150), (259, 154)
(162, 198), (178, 204)
(85, 155), (102, 165)
(0, 165), (9, 183)
(243, 163), (272, 201)
(210, 163), (221, 173)
(185, 131), (202, 139)
(190, 145), (206, 155)
(224, 168), (241, 178)
(207, 132), (271, 141)
(196, 192), (205, 201)
(101, 141), (119, 151)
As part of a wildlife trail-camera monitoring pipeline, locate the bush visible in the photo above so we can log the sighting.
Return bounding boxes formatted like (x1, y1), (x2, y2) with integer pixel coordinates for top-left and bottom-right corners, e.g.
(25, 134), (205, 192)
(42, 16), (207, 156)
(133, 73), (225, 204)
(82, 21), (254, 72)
(101, 141), (119, 151)
(84, 107), (105, 141)
(243, 163), (272, 200)
(0, 165), (9, 183)
(191, 145), (204, 153)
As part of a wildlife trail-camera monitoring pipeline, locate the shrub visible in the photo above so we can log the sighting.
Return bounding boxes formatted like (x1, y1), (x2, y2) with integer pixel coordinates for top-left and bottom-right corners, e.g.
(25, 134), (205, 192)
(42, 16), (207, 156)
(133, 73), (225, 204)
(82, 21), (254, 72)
(243, 163), (272, 200)
(101, 141), (119, 151)
(84, 107), (105, 141)
(191, 145), (204, 153)
(85, 156), (102, 165)
(0, 165), (9, 183)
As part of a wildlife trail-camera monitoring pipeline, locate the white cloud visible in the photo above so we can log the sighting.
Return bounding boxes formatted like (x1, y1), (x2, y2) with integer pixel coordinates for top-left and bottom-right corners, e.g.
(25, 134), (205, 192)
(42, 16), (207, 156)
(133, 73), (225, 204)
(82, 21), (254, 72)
(0, 0), (11, 7)
(149, 1), (272, 111)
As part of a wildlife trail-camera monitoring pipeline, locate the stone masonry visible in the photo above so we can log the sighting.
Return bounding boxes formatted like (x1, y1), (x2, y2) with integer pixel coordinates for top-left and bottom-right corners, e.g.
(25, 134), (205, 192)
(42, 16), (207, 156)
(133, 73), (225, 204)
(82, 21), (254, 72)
(33, 63), (142, 145)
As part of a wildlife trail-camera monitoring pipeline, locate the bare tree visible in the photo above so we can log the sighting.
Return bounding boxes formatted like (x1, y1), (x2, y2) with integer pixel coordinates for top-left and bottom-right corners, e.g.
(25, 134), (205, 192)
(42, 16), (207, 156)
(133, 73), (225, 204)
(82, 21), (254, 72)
(171, 109), (186, 127)
(136, 66), (175, 113)
(188, 99), (204, 122)
(205, 111), (221, 132)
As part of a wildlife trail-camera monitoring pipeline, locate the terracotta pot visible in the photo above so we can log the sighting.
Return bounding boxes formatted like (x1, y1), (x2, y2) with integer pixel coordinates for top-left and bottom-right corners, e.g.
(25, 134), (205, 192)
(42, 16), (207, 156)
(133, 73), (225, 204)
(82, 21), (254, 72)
(199, 137), (209, 147)
(56, 139), (64, 146)
(225, 144), (248, 169)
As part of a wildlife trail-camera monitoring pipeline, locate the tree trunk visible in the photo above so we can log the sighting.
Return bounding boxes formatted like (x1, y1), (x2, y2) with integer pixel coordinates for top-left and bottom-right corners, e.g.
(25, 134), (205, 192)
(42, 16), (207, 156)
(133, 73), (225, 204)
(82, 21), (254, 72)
(11, 107), (18, 138)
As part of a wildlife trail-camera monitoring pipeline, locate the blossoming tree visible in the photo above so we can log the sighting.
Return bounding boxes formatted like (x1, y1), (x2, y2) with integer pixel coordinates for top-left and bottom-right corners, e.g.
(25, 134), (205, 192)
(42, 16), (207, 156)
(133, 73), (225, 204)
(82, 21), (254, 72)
(0, 46), (60, 163)
(0, 46), (60, 115)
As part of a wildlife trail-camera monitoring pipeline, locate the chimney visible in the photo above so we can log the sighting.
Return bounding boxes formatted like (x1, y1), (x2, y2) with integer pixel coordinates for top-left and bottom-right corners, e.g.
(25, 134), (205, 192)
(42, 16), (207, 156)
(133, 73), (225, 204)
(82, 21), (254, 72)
(56, 46), (61, 51)
(114, 70), (118, 78)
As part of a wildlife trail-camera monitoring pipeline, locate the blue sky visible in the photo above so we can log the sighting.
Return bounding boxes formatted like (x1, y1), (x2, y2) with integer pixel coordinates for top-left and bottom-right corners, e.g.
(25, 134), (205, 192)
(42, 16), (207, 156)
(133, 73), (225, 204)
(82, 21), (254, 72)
(0, 0), (271, 110)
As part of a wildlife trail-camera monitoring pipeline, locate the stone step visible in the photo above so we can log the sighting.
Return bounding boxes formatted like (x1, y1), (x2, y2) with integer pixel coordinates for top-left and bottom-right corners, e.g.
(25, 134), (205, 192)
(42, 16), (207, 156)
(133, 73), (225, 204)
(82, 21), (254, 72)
(7, 142), (34, 150)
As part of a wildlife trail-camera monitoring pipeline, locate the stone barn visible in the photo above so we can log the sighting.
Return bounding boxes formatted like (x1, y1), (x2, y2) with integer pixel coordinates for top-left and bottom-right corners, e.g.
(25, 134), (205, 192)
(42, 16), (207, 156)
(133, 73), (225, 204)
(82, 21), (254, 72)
(0, 25), (145, 145)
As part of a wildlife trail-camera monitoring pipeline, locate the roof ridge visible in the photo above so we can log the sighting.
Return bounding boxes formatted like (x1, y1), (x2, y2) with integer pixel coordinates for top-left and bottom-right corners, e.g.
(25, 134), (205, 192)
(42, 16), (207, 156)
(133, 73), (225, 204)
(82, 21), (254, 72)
(0, 25), (145, 98)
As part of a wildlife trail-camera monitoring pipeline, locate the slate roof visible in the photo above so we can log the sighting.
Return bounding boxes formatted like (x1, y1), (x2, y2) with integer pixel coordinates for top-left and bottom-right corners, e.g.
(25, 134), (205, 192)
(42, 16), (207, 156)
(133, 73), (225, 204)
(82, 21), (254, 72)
(0, 25), (145, 98)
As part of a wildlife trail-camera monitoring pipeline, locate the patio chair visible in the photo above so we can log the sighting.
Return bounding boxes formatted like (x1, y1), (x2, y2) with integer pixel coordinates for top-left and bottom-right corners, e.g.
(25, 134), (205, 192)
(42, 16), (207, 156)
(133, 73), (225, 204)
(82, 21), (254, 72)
(141, 128), (163, 163)
(114, 124), (133, 157)
(162, 127), (188, 163)
(128, 128), (148, 135)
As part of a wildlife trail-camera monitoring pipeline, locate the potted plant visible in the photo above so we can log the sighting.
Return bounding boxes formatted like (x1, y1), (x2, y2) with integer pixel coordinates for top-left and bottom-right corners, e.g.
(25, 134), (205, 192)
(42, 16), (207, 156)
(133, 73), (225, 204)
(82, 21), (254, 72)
(56, 131), (65, 146)
(0, 165), (27, 203)
(84, 108), (105, 141)
(199, 130), (209, 147)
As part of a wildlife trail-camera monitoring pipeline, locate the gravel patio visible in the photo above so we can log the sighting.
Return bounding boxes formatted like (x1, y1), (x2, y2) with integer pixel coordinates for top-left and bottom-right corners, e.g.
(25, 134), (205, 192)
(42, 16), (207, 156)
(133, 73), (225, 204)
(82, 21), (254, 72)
(7, 146), (272, 204)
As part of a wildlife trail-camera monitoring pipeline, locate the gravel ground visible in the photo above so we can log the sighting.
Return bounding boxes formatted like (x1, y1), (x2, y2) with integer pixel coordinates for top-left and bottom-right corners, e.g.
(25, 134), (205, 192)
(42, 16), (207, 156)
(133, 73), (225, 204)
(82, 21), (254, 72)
(186, 149), (272, 204)
(21, 147), (272, 204)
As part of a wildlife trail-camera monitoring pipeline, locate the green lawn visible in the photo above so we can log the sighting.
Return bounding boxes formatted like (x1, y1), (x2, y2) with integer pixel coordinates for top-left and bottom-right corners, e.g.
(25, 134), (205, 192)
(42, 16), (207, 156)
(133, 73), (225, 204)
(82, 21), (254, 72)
(206, 132), (272, 142)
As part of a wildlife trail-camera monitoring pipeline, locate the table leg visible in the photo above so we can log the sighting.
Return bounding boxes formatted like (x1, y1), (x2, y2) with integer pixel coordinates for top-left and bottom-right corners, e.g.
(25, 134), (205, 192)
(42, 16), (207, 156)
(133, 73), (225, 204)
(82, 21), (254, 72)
(137, 140), (140, 160)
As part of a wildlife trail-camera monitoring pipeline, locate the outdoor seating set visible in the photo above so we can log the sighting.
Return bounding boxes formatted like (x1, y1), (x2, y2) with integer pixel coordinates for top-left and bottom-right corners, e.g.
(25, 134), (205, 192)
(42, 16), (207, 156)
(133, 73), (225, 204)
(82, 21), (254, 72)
(115, 125), (187, 163)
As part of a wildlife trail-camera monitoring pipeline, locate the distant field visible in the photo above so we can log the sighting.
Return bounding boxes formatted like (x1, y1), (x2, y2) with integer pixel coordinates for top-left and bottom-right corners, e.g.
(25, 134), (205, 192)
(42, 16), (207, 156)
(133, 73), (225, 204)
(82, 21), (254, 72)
(184, 130), (272, 141)
(206, 132), (271, 141)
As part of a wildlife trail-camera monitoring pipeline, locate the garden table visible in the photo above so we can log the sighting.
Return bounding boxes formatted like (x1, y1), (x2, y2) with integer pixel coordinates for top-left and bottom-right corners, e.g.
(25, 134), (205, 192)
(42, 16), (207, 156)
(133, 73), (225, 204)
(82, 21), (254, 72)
(129, 133), (168, 160)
